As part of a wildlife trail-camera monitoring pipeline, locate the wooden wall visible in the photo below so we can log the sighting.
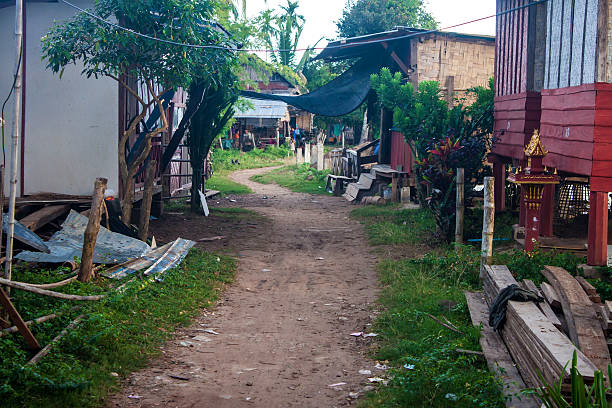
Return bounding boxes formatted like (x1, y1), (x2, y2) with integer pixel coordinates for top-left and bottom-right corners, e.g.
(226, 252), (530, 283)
(390, 131), (412, 173)
(544, 0), (599, 89)
(495, 0), (547, 97)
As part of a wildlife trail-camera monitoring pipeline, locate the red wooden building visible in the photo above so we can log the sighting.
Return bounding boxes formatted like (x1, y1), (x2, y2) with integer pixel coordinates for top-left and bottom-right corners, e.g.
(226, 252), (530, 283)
(491, 0), (612, 265)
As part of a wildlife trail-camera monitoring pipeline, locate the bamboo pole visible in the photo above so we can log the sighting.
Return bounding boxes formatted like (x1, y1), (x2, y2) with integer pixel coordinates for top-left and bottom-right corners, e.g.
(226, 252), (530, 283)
(138, 160), (156, 241)
(78, 178), (107, 283)
(481, 177), (495, 271)
(5, 0), (24, 286)
(455, 168), (465, 246)
(0, 277), (105, 300)
(0, 306), (80, 338)
(28, 315), (85, 365)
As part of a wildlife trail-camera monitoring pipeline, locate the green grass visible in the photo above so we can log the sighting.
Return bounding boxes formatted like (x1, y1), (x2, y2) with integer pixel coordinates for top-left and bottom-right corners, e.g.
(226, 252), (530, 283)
(206, 146), (292, 196)
(351, 205), (436, 245)
(352, 206), (505, 407)
(250, 164), (331, 195)
(0, 249), (235, 407)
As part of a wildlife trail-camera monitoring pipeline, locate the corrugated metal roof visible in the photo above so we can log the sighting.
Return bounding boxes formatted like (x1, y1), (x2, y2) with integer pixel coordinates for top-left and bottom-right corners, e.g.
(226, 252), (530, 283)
(234, 98), (289, 120)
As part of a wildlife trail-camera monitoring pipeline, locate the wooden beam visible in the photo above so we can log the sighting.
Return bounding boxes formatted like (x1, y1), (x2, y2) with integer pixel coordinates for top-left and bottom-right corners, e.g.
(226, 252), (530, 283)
(541, 282), (561, 309)
(541, 265), (611, 374)
(464, 291), (538, 407)
(19, 204), (70, 231)
(0, 287), (40, 350)
(79, 178), (107, 283)
(521, 279), (563, 331)
(381, 42), (412, 76)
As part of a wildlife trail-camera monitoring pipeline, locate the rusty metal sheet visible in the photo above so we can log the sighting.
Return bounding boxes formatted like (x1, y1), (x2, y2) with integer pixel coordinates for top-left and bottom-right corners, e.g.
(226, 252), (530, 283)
(101, 242), (174, 280)
(3, 214), (50, 253)
(16, 210), (150, 264)
(144, 238), (195, 281)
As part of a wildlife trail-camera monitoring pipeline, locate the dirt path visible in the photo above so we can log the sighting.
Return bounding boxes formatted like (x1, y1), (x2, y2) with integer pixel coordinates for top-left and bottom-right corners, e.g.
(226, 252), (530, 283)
(108, 167), (380, 408)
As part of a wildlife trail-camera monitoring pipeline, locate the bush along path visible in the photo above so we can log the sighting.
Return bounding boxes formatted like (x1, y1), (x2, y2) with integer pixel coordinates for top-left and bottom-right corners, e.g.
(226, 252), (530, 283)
(106, 166), (380, 407)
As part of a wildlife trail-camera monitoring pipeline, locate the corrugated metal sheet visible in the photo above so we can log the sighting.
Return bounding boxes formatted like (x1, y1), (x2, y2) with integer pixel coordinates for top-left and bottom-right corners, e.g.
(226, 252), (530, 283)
(17, 210), (150, 264)
(234, 98), (289, 120)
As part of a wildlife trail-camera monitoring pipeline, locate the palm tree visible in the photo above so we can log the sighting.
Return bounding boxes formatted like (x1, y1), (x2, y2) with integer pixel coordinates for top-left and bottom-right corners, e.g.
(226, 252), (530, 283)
(257, 0), (305, 68)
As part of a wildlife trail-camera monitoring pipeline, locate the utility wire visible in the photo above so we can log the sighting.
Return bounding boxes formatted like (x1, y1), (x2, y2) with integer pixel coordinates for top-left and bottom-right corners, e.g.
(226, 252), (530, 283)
(1, 38), (23, 168)
(58, 0), (549, 53)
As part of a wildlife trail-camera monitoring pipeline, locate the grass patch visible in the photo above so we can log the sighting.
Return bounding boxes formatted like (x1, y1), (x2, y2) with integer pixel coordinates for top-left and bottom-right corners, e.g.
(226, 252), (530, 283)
(351, 205), (436, 245)
(205, 146), (292, 196)
(250, 164), (330, 195)
(206, 173), (252, 195)
(0, 249), (235, 407)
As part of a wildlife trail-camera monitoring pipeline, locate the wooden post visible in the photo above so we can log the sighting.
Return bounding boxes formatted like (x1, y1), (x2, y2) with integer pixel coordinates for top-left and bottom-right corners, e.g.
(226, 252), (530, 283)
(587, 191), (608, 266)
(78, 178), (107, 283)
(455, 168), (465, 246)
(481, 177), (495, 270)
(391, 173), (399, 203)
(139, 160), (156, 242)
(317, 142), (324, 171)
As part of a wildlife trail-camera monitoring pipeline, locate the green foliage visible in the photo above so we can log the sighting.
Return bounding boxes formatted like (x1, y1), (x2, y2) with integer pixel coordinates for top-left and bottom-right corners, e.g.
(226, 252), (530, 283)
(358, 240), (503, 407)
(250, 164), (330, 194)
(0, 249), (235, 407)
(371, 68), (495, 241)
(336, 0), (437, 38)
(493, 248), (584, 285)
(256, 1), (306, 68)
(535, 351), (612, 408)
(42, 0), (228, 88)
(188, 68), (240, 211)
(350, 206), (435, 245)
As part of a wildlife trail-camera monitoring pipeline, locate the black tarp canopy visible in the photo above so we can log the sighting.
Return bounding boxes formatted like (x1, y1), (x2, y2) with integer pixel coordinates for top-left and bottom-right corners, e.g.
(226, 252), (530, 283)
(240, 55), (387, 117)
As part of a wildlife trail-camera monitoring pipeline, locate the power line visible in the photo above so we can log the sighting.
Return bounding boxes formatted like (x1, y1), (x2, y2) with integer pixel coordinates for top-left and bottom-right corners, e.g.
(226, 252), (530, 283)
(58, 0), (547, 54)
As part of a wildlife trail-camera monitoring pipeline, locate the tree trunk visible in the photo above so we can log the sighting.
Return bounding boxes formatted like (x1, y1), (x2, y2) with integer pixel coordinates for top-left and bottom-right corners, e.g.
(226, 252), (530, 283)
(360, 107), (369, 144)
(138, 160), (156, 242)
(190, 166), (203, 213)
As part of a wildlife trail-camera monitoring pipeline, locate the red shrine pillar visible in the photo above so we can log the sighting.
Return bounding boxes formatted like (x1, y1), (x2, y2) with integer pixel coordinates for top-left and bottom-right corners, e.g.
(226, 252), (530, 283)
(522, 184), (544, 252)
(587, 191), (608, 266)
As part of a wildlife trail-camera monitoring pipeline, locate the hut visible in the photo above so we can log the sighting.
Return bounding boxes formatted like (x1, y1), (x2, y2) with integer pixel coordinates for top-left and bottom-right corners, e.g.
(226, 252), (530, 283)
(490, 0), (612, 266)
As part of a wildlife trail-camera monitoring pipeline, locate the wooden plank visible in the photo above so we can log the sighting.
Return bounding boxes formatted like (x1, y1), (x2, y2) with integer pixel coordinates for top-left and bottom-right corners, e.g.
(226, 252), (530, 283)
(541, 282), (562, 309)
(19, 204), (70, 232)
(0, 287), (40, 350)
(464, 291), (539, 408)
(522, 279), (563, 331)
(575, 276), (597, 296)
(541, 265), (611, 373)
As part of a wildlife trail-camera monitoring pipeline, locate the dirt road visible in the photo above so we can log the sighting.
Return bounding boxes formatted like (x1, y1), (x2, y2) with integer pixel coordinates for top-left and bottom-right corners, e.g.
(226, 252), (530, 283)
(108, 167), (380, 407)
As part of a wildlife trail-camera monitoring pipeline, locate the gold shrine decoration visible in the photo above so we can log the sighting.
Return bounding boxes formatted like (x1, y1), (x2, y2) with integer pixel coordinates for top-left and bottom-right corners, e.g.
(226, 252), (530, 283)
(524, 129), (548, 157)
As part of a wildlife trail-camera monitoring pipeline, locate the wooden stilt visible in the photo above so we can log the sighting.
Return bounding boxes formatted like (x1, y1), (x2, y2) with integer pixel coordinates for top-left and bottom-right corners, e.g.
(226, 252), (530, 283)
(492, 160), (505, 212)
(78, 178), (107, 283)
(0, 287), (40, 349)
(391, 173), (399, 203)
(587, 191), (608, 266)
(540, 184), (555, 237)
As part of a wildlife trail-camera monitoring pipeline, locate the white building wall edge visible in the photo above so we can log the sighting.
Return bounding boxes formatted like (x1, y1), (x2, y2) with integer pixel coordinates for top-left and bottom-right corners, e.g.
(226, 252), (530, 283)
(0, 1), (118, 197)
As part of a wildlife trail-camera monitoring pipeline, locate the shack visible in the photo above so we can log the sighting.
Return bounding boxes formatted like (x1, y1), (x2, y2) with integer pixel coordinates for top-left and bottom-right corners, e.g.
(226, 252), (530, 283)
(490, 0), (612, 266)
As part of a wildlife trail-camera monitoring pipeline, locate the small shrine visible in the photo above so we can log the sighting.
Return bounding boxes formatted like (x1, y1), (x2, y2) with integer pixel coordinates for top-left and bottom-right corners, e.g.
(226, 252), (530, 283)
(507, 130), (560, 252)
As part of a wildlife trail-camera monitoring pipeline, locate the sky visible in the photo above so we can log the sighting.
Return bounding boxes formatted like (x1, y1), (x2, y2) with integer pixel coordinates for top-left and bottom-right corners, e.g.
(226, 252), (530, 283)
(245, 0), (496, 59)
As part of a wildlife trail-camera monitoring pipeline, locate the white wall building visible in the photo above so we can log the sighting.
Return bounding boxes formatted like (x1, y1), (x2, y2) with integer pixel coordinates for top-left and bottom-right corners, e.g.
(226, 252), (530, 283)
(0, 0), (119, 197)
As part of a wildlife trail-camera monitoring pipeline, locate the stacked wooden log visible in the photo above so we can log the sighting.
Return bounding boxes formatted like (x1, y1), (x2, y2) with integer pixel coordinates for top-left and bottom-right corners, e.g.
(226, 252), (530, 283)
(480, 265), (602, 391)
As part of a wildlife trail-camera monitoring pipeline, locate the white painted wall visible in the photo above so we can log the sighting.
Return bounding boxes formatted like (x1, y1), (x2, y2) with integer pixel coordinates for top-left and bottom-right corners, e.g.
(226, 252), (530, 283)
(0, 1), (118, 196)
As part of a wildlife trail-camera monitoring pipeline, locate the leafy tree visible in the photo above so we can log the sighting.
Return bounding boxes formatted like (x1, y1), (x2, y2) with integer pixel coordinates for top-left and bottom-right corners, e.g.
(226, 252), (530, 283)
(371, 68), (494, 241)
(42, 0), (234, 224)
(256, 0), (312, 69)
(336, 0), (437, 38)
(187, 70), (239, 212)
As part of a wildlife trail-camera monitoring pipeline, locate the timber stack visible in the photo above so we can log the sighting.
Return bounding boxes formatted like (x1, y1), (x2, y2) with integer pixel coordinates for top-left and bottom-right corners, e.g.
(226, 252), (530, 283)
(473, 264), (611, 395)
